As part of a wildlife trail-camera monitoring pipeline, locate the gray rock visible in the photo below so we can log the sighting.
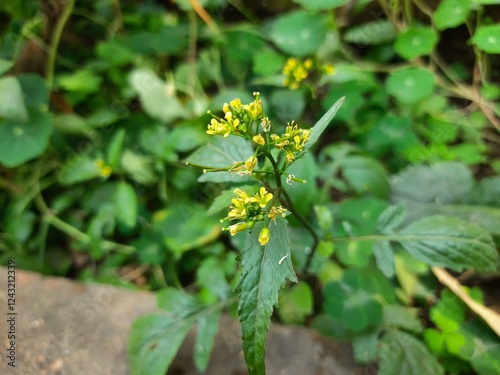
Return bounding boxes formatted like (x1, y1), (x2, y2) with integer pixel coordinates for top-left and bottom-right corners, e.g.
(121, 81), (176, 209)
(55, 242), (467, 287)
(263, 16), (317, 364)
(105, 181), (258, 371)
(0, 267), (365, 375)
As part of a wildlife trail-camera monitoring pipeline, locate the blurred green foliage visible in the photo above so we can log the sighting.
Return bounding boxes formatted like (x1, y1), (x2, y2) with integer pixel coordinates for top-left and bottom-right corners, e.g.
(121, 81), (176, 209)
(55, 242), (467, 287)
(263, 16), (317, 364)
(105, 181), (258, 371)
(1, 0), (500, 374)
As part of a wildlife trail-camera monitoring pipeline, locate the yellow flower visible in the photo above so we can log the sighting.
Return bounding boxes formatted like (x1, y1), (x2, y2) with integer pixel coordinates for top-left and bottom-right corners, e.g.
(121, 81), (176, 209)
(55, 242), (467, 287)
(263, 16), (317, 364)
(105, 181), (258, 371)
(228, 222), (249, 236)
(244, 156), (257, 174)
(268, 206), (288, 220)
(252, 134), (265, 146)
(258, 227), (270, 246)
(322, 63), (335, 75)
(230, 98), (242, 111)
(256, 187), (273, 208)
(207, 118), (231, 137)
(95, 159), (112, 177)
(243, 100), (263, 120)
(261, 117), (271, 132)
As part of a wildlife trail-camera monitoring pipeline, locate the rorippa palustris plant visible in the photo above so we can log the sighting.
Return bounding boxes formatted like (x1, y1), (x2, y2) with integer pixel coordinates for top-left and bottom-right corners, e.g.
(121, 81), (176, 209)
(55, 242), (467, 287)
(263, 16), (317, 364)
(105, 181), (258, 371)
(187, 93), (345, 375)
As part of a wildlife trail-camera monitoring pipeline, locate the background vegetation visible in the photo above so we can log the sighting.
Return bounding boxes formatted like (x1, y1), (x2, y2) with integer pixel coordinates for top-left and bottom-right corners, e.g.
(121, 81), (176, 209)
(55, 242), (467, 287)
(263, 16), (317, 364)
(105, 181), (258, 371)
(1, 0), (500, 374)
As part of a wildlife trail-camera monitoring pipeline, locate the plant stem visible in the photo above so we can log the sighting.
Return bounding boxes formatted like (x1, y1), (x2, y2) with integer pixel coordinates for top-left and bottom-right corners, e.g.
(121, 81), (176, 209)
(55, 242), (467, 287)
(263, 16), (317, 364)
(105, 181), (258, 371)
(46, 0), (75, 88)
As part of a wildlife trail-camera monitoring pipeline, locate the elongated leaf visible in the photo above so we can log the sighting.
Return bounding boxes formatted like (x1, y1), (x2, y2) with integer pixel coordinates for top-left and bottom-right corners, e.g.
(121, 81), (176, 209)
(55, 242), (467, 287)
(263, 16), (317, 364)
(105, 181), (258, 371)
(373, 241), (395, 278)
(397, 215), (498, 272)
(0, 76), (28, 122)
(114, 181), (138, 231)
(194, 311), (220, 372)
(235, 218), (297, 375)
(129, 313), (192, 375)
(305, 96), (345, 151)
(379, 329), (444, 375)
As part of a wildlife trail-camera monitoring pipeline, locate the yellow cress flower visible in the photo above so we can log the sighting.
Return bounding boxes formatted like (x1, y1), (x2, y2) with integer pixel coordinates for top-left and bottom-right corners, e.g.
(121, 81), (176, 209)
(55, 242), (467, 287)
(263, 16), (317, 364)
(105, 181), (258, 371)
(258, 227), (270, 246)
(252, 134), (265, 146)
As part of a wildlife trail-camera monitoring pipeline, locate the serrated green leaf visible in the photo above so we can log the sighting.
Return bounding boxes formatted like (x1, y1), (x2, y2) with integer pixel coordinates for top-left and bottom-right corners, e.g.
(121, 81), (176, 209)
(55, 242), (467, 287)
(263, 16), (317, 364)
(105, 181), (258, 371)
(397, 215), (498, 272)
(471, 344), (500, 375)
(352, 330), (379, 363)
(379, 329), (444, 375)
(186, 135), (254, 183)
(394, 26), (438, 59)
(114, 181), (138, 231)
(194, 311), (220, 372)
(377, 204), (407, 233)
(129, 313), (192, 375)
(270, 11), (328, 57)
(344, 20), (396, 45)
(305, 96), (345, 151)
(0, 76), (28, 122)
(382, 305), (423, 333)
(235, 218), (297, 375)
(373, 241), (395, 278)
(434, 0), (472, 30)
(472, 24), (500, 54)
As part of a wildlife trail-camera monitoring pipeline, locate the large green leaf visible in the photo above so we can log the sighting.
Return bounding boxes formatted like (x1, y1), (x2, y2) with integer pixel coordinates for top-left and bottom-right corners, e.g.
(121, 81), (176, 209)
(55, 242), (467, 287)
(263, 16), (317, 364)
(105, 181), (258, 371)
(397, 215), (498, 272)
(194, 311), (221, 372)
(305, 96), (345, 151)
(0, 108), (52, 167)
(386, 67), (435, 104)
(341, 155), (390, 198)
(394, 26), (438, 59)
(379, 329), (444, 375)
(186, 135), (254, 182)
(270, 11), (328, 57)
(235, 218), (297, 375)
(472, 24), (500, 54)
(129, 313), (191, 375)
(434, 0), (472, 30)
(129, 69), (189, 123)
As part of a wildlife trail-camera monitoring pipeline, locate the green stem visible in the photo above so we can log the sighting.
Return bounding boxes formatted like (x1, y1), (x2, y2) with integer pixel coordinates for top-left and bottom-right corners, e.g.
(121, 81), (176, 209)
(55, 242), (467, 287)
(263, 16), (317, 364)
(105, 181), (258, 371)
(46, 0), (75, 88)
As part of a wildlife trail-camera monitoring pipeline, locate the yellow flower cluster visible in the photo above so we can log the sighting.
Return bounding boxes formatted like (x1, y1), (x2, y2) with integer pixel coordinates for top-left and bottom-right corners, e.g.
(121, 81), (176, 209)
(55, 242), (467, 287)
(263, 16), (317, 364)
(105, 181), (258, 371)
(282, 57), (335, 90)
(282, 57), (312, 90)
(206, 93), (267, 138)
(270, 122), (312, 163)
(229, 156), (258, 176)
(95, 159), (112, 177)
(222, 187), (288, 245)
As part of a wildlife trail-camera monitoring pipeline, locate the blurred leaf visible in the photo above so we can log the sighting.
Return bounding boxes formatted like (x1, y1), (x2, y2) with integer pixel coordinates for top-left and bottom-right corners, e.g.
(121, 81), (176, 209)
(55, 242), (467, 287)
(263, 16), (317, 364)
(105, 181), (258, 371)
(121, 150), (155, 185)
(434, 0), (472, 30)
(107, 128), (126, 169)
(278, 282), (313, 325)
(344, 20), (396, 45)
(96, 39), (134, 66)
(194, 311), (220, 372)
(291, 0), (349, 10)
(379, 329), (444, 375)
(0, 58), (12, 75)
(197, 257), (232, 300)
(17, 74), (50, 108)
(133, 233), (165, 265)
(383, 305), (423, 333)
(58, 69), (102, 94)
(392, 162), (474, 204)
(252, 49), (285, 77)
(0, 76), (28, 122)
(394, 26), (438, 59)
(386, 67), (435, 104)
(153, 204), (221, 256)
(270, 89), (306, 122)
(373, 241), (395, 278)
(341, 156), (390, 198)
(397, 215), (498, 272)
(472, 24), (500, 54)
(129, 69), (189, 123)
(235, 218), (297, 375)
(471, 344), (500, 375)
(377, 204), (407, 233)
(114, 181), (138, 231)
(0, 108), (52, 167)
(270, 11), (328, 57)
(352, 330), (379, 363)
(286, 153), (319, 216)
